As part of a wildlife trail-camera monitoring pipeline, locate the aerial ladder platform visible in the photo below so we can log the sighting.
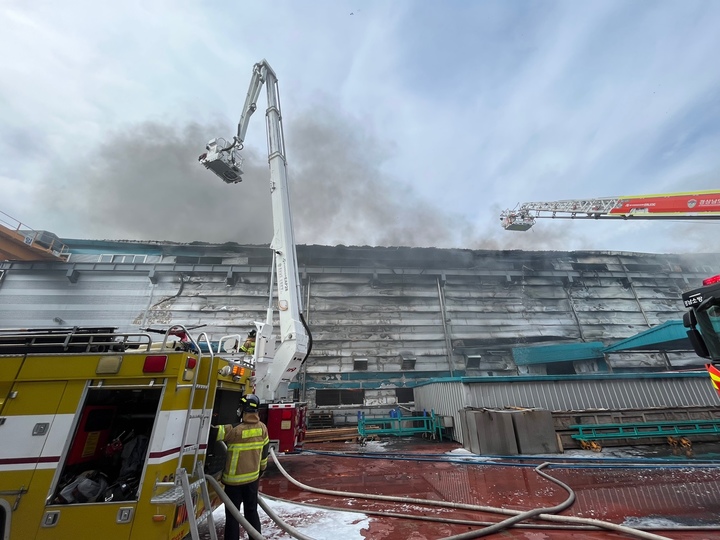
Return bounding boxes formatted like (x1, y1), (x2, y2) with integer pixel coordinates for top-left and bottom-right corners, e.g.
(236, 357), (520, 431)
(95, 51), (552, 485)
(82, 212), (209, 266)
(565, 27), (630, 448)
(501, 190), (720, 231)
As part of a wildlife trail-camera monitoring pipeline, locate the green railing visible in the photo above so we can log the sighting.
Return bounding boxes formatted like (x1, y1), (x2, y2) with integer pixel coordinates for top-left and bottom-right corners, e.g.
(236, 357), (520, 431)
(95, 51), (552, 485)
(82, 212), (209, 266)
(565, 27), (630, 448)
(357, 410), (444, 441)
(570, 420), (720, 441)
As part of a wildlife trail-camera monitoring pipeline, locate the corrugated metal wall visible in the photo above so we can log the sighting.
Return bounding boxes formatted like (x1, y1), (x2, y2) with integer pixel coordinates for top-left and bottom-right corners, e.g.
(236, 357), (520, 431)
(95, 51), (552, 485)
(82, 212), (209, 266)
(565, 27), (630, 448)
(2, 245), (720, 409)
(414, 375), (720, 445)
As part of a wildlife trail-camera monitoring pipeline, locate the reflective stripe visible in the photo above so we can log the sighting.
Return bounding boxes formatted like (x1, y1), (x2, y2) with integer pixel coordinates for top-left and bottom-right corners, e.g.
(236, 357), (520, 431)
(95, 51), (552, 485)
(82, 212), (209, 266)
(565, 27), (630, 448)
(220, 420), (269, 485)
(228, 441), (266, 451)
(222, 469), (260, 484)
(217, 425), (226, 440)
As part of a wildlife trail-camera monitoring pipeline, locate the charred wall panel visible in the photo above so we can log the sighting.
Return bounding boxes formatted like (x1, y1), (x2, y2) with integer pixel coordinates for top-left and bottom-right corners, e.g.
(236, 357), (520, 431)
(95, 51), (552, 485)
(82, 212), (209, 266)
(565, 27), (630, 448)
(2, 245), (720, 410)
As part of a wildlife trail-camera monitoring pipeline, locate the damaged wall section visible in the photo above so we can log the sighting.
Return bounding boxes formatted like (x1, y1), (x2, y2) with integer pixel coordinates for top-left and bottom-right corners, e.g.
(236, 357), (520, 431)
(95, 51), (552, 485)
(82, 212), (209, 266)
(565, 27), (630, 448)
(0, 242), (718, 409)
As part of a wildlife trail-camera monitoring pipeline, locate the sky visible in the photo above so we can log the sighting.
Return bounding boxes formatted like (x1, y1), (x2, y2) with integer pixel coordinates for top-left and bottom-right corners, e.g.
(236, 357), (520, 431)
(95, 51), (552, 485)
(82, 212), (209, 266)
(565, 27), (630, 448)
(1, 1), (720, 253)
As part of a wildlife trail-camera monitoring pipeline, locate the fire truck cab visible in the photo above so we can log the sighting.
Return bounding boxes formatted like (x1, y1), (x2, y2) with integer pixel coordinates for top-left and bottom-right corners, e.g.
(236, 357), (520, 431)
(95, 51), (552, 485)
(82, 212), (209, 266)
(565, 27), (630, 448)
(682, 275), (720, 360)
(0, 325), (252, 540)
(682, 275), (720, 392)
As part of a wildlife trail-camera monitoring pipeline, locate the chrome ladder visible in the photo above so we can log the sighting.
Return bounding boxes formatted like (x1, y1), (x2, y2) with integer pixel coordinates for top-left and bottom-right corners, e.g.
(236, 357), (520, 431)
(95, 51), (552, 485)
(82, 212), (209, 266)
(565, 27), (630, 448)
(152, 326), (219, 540)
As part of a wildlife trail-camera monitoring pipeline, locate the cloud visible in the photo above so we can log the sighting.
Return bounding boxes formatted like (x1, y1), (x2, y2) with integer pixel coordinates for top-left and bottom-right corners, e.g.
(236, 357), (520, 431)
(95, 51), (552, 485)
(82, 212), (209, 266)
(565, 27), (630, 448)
(2, 1), (720, 254)
(31, 102), (588, 251)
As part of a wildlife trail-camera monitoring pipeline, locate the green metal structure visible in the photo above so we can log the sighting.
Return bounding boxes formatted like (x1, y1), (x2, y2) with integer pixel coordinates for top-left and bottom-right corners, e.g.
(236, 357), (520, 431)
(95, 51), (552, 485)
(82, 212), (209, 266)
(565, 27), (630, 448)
(357, 410), (444, 441)
(571, 419), (720, 442)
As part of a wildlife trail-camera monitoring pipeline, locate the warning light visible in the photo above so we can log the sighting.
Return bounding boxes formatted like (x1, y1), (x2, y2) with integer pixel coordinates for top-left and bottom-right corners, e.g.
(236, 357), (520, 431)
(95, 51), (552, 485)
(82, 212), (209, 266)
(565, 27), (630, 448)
(703, 275), (720, 286)
(186, 357), (197, 370)
(231, 365), (245, 377)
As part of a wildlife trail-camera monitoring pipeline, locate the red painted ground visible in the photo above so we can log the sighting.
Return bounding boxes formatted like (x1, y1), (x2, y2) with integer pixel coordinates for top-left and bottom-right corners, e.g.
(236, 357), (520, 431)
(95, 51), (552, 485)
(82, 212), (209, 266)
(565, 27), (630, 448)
(253, 438), (720, 540)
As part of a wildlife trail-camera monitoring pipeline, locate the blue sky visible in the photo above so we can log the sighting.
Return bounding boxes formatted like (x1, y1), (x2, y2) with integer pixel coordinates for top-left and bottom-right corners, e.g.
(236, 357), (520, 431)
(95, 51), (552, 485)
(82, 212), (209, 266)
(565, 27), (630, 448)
(1, 1), (719, 253)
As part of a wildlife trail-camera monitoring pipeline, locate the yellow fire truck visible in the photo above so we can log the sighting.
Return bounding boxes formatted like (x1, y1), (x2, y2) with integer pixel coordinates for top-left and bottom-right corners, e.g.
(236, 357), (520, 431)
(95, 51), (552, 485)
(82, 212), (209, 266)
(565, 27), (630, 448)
(0, 325), (256, 540)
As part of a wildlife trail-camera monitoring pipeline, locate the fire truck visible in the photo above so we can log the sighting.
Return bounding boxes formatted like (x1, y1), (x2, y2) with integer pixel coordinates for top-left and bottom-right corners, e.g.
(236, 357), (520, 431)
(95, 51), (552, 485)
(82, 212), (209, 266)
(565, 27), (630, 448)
(682, 276), (720, 395)
(0, 325), (255, 540)
(0, 59), (310, 540)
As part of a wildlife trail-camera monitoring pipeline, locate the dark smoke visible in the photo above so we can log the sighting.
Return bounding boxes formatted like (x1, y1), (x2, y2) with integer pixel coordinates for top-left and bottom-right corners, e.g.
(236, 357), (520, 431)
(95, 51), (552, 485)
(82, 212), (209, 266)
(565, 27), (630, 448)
(285, 105), (576, 250)
(40, 106), (582, 250)
(42, 121), (273, 243)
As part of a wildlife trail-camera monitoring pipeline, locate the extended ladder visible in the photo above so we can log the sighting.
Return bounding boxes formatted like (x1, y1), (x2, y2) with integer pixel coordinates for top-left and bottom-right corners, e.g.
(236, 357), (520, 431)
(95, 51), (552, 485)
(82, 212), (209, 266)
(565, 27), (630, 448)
(152, 326), (219, 540)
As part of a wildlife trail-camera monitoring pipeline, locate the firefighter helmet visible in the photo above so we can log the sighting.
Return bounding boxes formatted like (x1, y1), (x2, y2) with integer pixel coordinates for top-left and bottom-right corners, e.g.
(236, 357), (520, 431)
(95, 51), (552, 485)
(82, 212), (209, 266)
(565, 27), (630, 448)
(237, 394), (260, 416)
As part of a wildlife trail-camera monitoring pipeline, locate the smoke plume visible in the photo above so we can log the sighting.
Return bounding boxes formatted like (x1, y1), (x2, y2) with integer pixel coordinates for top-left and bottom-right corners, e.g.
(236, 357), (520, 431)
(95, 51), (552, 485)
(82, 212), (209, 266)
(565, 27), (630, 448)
(39, 105), (581, 250)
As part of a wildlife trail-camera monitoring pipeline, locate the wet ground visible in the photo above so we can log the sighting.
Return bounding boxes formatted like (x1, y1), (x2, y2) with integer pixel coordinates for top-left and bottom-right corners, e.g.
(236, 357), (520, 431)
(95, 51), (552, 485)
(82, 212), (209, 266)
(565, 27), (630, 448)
(207, 437), (720, 539)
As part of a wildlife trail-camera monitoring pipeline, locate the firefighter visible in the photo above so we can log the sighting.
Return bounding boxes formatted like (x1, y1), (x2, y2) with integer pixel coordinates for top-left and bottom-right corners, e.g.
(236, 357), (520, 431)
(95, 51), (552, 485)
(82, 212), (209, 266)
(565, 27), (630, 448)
(216, 394), (269, 540)
(240, 329), (256, 355)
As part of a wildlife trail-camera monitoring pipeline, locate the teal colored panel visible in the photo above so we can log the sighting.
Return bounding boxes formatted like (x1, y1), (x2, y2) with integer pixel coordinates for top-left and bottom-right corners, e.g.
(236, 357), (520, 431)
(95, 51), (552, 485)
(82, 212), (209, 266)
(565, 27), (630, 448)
(602, 320), (690, 352)
(512, 342), (605, 366)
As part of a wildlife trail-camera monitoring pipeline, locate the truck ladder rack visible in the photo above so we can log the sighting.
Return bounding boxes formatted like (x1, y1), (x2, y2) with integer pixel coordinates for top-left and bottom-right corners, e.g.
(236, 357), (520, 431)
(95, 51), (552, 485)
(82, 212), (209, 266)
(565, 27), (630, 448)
(0, 327), (153, 354)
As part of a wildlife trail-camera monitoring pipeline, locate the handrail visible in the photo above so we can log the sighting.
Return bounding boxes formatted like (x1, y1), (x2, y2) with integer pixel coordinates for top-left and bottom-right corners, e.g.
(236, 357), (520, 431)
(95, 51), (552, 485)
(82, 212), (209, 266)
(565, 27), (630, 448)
(192, 331), (214, 473)
(175, 325), (202, 471)
(0, 328), (153, 353)
(0, 209), (69, 257)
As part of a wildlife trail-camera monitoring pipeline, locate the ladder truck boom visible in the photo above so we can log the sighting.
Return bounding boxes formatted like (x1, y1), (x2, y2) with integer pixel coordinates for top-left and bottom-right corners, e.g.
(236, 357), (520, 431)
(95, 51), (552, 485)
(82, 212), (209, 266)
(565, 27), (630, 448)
(501, 190), (720, 231)
(199, 59), (310, 403)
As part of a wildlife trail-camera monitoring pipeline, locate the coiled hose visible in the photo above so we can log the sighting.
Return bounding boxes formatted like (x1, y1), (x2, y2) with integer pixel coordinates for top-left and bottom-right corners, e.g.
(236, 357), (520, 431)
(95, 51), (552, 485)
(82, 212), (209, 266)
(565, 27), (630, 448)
(269, 448), (675, 540)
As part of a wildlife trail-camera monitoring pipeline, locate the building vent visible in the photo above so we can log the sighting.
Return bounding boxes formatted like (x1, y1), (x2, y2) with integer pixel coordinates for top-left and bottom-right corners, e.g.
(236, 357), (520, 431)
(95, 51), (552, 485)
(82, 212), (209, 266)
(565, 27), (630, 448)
(399, 351), (416, 370)
(99, 254), (147, 263)
(175, 256), (224, 265)
(572, 262), (608, 272)
(353, 358), (368, 371)
(466, 355), (483, 369)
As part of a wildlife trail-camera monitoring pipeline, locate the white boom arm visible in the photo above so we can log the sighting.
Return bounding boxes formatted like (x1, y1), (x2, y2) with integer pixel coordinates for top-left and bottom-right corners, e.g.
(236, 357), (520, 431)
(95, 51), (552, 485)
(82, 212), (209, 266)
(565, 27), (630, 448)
(500, 197), (623, 231)
(199, 60), (310, 402)
(501, 191), (720, 231)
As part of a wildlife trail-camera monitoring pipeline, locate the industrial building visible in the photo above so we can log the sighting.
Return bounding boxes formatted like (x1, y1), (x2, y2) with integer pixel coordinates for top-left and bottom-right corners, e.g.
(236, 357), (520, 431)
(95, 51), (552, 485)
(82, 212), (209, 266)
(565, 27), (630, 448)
(2, 238), (719, 426)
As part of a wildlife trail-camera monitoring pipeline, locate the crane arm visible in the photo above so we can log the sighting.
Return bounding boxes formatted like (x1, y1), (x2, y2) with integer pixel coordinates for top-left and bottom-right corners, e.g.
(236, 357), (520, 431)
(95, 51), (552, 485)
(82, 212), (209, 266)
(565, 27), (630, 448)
(199, 59), (310, 402)
(501, 190), (720, 231)
(235, 61), (267, 145)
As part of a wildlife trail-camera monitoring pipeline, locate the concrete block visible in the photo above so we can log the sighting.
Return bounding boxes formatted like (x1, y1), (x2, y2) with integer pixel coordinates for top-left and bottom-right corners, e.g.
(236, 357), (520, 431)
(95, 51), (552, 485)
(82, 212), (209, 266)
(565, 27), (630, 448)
(473, 410), (518, 455)
(462, 409), (481, 454)
(509, 409), (559, 454)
